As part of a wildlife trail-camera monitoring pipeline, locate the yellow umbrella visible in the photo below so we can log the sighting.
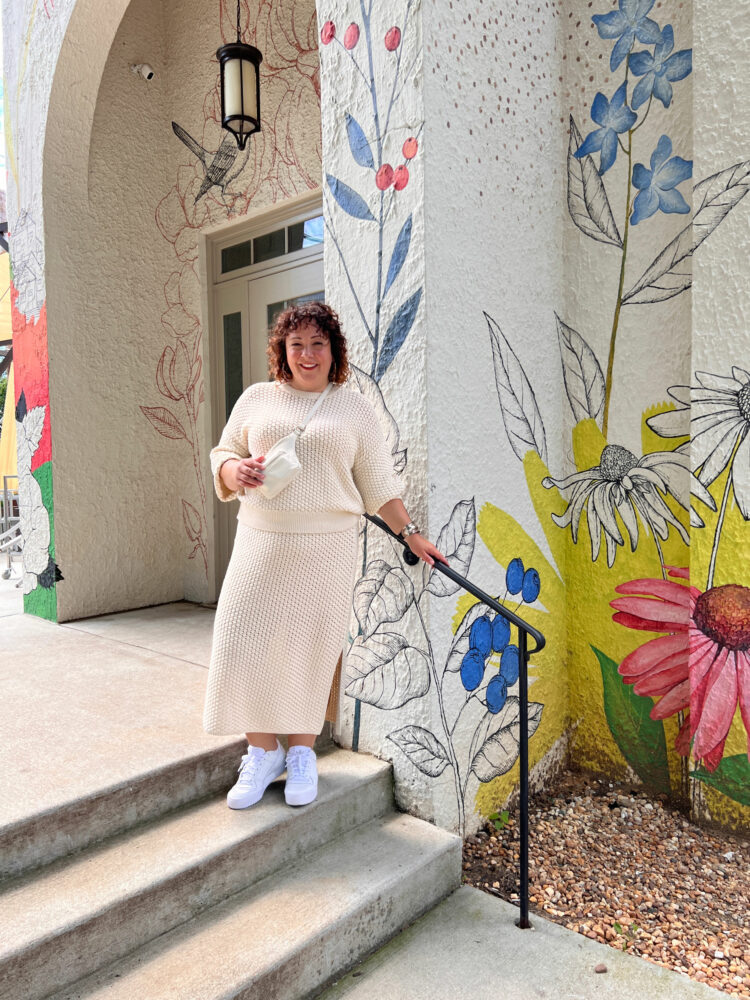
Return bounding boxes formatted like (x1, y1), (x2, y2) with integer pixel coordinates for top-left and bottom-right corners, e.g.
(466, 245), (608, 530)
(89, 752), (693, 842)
(0, 362), (17, 484)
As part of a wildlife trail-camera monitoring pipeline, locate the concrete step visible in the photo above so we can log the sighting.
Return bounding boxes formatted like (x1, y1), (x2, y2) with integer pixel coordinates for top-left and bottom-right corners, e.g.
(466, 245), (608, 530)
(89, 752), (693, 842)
(0, 739), (246, 880)
(0, 748), (393, 1000)
(49, 811), (462, 1000)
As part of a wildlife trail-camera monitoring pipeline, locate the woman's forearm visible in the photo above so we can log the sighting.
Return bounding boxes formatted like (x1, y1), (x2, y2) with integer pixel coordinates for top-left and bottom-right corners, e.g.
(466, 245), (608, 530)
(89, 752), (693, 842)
(376, 498), (413, 536)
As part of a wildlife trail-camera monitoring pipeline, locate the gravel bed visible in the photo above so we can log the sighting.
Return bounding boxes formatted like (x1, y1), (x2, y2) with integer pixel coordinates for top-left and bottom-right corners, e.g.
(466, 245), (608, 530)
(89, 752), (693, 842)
(462, 769), (749, 997)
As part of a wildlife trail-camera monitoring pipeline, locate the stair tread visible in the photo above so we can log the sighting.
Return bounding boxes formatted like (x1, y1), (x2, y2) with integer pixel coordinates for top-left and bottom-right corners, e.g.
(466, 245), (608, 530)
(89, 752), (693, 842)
(51, 812), (460, 1000)
(0, 749), (391, 960)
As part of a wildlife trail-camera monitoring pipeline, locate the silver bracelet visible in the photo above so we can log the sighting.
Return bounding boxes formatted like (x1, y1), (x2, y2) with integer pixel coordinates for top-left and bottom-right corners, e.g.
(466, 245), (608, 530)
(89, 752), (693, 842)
(400, 521), (420, 538)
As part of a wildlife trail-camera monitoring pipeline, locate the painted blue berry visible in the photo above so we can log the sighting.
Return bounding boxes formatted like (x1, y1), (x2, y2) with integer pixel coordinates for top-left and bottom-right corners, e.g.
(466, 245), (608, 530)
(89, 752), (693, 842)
(500, 644), (520, 686)
(486, 674), (508, 714)
(460, 648), (485, 691)
(491, 614), (511, 652)
(469, 615), (493, 657)
(522, 567), (541, 603)
(506, 557), (524, 595)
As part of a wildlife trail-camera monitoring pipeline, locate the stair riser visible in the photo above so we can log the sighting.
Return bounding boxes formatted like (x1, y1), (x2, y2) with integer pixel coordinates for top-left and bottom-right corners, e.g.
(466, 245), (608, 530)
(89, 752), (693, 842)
(1, 769), (394, 1000)
(248, 839), (462, 1000)
(0, 742), (245, 880)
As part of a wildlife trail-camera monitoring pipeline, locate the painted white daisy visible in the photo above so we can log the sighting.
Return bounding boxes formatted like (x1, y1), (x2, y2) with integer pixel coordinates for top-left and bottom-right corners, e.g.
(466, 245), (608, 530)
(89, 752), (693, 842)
(543, 444), (714, 569)
(647, 368), (750, 518)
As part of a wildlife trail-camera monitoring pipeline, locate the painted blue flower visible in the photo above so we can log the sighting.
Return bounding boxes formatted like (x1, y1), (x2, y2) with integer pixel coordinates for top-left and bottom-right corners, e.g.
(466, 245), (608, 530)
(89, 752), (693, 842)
(460, 648), (485, 692)
(486, 674), (508, 714)
(506, 557), (525, 595)
(469, 615), (493, 657)
(630, 25), (692, 109)
(491, 614), (511, 652)
(500, 645), (520, 686)
(592, 0), (662, 72)
(575, 83), (637, 174)
(521, 568), (541, 603)
(631, 135), (692, 225)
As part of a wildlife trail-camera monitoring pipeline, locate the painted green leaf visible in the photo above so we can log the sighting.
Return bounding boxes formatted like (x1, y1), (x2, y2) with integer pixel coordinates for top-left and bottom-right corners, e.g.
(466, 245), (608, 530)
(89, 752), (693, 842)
(693, 755), (750, 807)
(593, 646), (671, 795)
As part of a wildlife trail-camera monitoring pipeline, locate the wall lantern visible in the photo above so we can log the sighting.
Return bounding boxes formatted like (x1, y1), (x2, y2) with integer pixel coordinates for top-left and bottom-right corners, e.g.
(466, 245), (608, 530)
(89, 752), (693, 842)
(217, 1), (263, 150)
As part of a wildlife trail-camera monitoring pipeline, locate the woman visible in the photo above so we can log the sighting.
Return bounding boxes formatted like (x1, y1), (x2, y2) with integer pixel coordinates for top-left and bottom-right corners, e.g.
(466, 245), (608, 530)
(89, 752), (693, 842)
(204, 301), (446, 809)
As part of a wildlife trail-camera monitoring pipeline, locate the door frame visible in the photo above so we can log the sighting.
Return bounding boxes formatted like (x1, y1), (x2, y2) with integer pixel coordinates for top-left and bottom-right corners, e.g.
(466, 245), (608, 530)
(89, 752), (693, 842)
(197, 189), (324, 601)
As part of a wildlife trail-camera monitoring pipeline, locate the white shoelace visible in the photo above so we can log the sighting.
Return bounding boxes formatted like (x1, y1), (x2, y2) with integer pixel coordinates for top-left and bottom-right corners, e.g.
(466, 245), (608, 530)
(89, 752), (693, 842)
(236, 747), (269, 786)
(286, 749), (314, 782)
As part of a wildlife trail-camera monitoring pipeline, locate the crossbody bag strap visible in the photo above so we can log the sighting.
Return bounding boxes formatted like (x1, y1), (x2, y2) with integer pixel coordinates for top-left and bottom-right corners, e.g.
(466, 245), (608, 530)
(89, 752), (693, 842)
(295, 381), (335, 436)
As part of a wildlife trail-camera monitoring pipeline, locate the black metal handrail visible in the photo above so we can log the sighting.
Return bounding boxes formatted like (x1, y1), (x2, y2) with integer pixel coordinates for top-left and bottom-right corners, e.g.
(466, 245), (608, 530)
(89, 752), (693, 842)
(363, 513), (546, 929)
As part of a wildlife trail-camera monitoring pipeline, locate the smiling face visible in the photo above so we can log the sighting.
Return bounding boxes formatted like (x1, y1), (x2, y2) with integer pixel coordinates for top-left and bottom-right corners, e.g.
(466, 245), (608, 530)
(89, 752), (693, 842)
(285, 322), (334, 392)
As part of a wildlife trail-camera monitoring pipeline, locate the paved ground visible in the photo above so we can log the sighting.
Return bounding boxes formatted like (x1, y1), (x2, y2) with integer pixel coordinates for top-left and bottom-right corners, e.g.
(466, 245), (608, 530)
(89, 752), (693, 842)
(0, 599), (232, 829)
(321, 885), (723, 999)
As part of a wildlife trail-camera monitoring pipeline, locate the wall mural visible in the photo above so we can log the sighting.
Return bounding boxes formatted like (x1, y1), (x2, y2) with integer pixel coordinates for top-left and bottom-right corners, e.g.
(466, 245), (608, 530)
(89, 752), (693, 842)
(145, 0), (322, 577)
(483, 1), (750, 825)
(5, 0), (66, 620)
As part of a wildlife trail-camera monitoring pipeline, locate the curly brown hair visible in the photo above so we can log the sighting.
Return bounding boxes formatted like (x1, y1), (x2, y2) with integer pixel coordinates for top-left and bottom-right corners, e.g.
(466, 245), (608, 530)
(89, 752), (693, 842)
(267, 300), (349, 384)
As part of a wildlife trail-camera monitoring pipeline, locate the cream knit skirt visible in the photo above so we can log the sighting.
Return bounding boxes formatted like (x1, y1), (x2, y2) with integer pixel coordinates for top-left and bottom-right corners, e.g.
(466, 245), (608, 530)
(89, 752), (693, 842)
(203, 510), (360, 735)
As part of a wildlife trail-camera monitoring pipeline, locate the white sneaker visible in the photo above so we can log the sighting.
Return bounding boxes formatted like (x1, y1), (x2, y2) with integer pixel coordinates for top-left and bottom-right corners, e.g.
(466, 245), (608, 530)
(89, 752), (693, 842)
(284, 746), (318, 806)
(226, 740), (285, 809)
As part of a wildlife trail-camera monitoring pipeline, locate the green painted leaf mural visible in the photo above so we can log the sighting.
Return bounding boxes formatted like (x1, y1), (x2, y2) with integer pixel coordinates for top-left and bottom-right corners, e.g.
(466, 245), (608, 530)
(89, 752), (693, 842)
(593, 646), (671, 795)
(693, 755), (750, 807)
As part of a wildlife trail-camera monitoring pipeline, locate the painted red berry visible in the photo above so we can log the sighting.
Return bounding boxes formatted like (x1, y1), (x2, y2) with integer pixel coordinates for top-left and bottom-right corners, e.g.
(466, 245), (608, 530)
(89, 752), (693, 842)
(402, 137), (418, 160)
(344, 23), (360, 49)
(384, 26), (401, 51)
(393, 165), (409, 190)
(321, 21), (336, 45)
(376, 164), (394, 190)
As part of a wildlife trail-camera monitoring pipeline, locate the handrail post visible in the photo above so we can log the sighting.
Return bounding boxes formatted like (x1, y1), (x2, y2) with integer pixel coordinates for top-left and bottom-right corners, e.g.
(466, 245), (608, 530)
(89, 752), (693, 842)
(517, 627), (531, 928)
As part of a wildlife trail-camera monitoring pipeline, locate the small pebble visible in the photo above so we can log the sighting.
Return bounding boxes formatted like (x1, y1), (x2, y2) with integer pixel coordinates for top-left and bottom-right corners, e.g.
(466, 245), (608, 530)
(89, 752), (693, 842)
(594, 963), (608, 974)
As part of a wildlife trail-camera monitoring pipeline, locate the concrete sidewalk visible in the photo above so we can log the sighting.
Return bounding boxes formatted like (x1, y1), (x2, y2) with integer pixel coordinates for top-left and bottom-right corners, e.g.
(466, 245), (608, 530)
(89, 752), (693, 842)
(321, 885), (722, 1000)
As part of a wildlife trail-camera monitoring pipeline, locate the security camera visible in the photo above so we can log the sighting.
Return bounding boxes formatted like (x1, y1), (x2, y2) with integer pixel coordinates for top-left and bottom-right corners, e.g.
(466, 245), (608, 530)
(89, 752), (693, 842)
(131, 63), (155, 81)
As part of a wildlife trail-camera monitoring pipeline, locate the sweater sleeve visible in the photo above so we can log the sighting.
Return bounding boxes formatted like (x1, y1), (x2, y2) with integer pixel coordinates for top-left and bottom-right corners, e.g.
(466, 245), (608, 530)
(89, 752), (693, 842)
(352, 398), (403, 515)
(209, 396), (250, 502)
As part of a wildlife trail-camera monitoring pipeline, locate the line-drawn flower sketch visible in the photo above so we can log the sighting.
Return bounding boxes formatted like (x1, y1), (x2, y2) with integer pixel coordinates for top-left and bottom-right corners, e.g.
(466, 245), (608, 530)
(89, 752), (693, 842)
(647, 367), (750, 588)
(542, 445), (713, 572)
(346, 497), (543, 836)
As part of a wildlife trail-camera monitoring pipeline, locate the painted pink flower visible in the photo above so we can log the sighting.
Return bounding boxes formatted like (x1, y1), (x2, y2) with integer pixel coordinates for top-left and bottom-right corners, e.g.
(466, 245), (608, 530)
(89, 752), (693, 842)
(402, 137), (418, 160)
(344, 23), (360, 49)
(384, 26), (401, 51)
(691, 584), (750, 770)
(376, 164), (394, 190)
(612, 568), (750, 771)
(393, 165), (409, 190)
(321, 20), (336, 45)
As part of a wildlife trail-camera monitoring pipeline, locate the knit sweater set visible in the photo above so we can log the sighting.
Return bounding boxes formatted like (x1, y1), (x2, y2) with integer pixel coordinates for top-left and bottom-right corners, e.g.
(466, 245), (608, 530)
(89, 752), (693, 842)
(203, 380), (402, 736)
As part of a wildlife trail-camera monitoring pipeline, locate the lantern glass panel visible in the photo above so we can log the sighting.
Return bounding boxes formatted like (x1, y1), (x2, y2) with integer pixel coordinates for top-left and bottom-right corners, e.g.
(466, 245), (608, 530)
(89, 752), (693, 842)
(223, 57), (257, 128)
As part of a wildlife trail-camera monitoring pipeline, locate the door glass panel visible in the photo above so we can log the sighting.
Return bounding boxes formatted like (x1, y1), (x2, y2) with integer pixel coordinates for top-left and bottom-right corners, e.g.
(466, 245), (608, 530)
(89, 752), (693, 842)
(253, 227), (286, 264)
(223, 312), (243, 419)
(221, 240), (252, 274)
(266, 291), (325, 334)
(287, 215), (324, 252)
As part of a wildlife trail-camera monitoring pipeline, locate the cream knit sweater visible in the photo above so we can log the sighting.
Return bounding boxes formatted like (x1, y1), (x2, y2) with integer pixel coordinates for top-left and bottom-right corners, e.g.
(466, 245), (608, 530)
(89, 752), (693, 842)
(210, 380), (402, 517)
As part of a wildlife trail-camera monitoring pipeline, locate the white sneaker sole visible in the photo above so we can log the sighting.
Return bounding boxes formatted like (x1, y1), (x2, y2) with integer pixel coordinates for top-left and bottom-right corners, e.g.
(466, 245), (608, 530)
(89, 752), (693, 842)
(284, 782), (318, 807)
(226, 755), (286, 810)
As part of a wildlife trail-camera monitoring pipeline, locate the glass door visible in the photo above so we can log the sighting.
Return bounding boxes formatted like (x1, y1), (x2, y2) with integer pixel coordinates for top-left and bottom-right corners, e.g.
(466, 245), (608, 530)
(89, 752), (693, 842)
(212, 256), (324, 589)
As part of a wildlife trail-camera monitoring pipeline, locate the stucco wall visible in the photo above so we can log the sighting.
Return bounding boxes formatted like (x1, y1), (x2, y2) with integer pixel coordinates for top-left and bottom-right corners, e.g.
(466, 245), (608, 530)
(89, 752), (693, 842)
(41, 0), (322, 619)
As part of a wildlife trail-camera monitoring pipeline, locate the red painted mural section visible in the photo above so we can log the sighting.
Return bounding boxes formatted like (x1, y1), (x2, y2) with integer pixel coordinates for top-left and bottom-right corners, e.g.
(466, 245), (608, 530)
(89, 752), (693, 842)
(11, 284), (51, 472)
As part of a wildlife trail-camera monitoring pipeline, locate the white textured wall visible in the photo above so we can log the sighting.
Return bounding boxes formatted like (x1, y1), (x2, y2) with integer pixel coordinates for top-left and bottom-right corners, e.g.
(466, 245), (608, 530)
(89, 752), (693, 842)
(422, 0), (566, 832)
(42, 0), (322, 619)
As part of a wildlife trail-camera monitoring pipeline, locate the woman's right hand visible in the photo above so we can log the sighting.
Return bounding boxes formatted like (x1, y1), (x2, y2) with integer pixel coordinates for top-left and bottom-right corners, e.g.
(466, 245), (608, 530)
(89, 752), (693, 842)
(220, 457), (266, 491)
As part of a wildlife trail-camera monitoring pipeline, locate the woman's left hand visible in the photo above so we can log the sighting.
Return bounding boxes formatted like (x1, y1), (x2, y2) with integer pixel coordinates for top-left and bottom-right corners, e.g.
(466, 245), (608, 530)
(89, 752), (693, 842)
(406, 533), (449, 568)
